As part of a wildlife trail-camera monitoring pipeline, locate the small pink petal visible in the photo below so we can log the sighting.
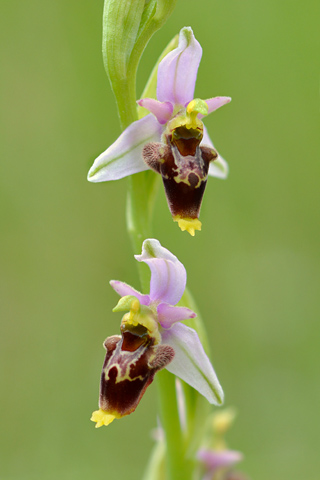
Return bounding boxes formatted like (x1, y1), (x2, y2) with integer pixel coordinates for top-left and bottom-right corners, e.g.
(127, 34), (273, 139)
(109, 280), (150, 306)
(197, 449), (243, 472)
(157, 303), (196, 329)
(199, 96), (231, 117)
(137, 98), (173, 124)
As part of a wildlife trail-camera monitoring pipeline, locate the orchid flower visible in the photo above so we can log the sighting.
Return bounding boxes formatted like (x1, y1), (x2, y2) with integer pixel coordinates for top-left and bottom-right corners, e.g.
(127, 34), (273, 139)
(196, 409), (246, 480)
(197, 449), (243, 480)
(88, 27), (231, 236)
(91, 238), (223, 427)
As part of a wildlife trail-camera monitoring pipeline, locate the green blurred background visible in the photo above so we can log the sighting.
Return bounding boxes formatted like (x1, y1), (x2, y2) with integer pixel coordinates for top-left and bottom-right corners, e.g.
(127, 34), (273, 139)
(1, 0), (319, 478)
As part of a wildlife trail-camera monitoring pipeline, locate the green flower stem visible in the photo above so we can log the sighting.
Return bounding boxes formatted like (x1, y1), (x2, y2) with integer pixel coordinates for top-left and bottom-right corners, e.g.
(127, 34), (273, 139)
(182, 383), (210, 458)
(126, 171), (160, 291)
(157, 369), (193, 480)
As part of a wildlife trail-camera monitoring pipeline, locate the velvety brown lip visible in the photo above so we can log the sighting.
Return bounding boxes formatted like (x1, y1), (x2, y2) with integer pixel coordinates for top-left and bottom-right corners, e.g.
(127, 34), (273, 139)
(142, 129), (217, 219)
(98, 326), (174, 418)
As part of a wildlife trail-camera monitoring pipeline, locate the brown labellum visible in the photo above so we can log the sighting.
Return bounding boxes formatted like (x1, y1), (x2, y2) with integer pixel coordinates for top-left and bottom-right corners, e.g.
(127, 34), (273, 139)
(142, 126), (217, 219)
(99, 324), (174, 418)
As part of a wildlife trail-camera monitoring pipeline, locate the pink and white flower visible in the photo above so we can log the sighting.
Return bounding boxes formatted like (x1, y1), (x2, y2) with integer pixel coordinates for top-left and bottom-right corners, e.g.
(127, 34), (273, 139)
(88, 27), (231, 235)
(91, 239), (223, 427)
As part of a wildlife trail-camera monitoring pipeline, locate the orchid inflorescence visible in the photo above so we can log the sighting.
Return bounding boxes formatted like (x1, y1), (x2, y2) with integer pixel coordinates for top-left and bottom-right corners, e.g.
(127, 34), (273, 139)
(88, 2), (248, 478)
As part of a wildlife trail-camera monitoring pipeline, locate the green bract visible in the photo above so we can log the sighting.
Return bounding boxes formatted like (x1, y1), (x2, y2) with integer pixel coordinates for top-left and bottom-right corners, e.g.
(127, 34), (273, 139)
(102, 0), (178, 129)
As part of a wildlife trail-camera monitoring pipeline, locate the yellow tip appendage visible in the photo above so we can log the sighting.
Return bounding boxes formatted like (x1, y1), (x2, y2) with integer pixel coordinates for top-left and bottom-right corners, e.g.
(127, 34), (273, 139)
(173, 216), (202, 236)
(91, 409), (116, 428)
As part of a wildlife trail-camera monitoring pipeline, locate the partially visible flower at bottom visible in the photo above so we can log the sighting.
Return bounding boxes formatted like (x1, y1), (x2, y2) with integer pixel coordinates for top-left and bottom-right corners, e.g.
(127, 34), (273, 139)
(91, 238), (224, 427)
(196, 409), (249, 480)
(197, 449), (243, 480)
